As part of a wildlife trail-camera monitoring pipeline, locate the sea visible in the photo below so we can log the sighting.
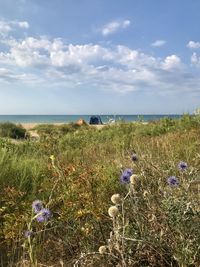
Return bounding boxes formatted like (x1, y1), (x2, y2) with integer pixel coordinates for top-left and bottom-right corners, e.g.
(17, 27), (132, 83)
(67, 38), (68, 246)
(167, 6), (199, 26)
(0, 115), (182, 124)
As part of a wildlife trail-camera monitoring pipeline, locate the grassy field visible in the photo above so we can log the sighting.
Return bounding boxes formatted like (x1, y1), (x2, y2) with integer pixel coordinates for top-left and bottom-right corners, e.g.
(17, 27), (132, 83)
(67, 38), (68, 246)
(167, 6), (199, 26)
(0, 115), (200, 266)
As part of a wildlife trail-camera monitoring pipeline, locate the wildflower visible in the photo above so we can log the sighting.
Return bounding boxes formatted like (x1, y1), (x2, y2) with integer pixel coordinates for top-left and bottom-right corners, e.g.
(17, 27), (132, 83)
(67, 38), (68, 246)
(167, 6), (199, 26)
(36, 208), (51, 223)
(111, 194), (121, 204)
(130, 174), (138, 184)
(24, 230), (32, 238)
(50, 155), (55, 161)
(108, 206), (119, 218)
(167, 176), (179, 187)
(32, 200), (43, 214)
(120, 168), (133, 184)
(98, 245), (107, 254)
(178, 161), (188, 171)
(131, 153), (138, 161)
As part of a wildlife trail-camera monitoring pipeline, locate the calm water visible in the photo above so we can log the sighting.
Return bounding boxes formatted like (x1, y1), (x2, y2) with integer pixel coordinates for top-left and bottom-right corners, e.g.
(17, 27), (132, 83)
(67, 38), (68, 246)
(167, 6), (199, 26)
(0, 115), (182, 124)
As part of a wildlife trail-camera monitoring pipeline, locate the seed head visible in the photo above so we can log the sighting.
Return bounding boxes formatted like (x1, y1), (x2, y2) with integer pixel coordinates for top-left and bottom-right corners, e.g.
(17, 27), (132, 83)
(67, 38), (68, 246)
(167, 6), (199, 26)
(98, 245), (107, 254)
(130, 174), (138, 184)
(108, 206), (119, 218)
(143, 190), (149, 197)
(111, 194), (121, 204)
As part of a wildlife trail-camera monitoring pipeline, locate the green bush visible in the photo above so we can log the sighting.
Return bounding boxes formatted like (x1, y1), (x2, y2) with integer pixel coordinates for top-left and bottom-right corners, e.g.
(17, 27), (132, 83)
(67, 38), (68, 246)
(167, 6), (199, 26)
(0, 122), (27, 139)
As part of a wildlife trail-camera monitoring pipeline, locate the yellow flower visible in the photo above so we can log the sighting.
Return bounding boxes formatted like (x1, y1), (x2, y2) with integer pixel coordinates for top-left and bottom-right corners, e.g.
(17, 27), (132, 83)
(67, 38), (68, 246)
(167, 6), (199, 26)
(50, 155), (55, 161)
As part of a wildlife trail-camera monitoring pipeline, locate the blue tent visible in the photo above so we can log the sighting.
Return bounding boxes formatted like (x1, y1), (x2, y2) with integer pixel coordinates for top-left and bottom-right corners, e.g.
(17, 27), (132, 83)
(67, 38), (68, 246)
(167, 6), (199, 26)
(89, 115), (103, 125)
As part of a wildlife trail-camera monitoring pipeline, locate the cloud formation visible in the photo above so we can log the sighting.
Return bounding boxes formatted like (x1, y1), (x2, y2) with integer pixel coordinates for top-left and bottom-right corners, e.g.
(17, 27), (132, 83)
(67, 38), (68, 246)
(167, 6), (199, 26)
(0, 18), (29, 36)
(101, 19), (130, 36)
(187, 41), (200, 49)
(0, 34), (188, 94)
(162, 55), (181, 70)
(190, 52), (200, 66)
(151, 40), (166, 47)
(0, 19), (199, 97)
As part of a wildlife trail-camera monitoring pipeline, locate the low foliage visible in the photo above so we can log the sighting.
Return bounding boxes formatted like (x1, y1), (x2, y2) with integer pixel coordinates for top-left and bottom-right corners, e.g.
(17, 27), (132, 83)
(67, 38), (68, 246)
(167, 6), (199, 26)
(0, 115), (200, 266)
(0, 122), (27, 139)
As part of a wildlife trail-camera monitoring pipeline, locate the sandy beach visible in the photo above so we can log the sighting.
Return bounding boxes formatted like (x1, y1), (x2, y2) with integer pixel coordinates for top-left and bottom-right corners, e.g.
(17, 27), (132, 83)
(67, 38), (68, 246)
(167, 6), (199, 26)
(21, 122), (65, 130)
(21, 123), (106, 133)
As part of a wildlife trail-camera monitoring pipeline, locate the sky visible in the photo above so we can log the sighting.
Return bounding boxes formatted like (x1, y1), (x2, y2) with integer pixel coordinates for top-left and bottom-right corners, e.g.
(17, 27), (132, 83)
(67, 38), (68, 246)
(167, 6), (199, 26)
(0, 0), (200, 114)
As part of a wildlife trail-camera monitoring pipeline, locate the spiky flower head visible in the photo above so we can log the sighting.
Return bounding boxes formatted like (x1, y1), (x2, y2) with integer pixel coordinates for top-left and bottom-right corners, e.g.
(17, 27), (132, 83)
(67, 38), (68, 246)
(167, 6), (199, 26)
(131, 153), (138, 162)
(120, 168), (133, 184)
(111, 194), (121, 205)
(98, 245), (107, 254)
(36, 208), (51, 223)
(108, 206), (119, 218)
(32, 200), (43, 214)
(24, 230), (33, 238)
(178, 161), (188, 171)
(167, 176), (179, 187)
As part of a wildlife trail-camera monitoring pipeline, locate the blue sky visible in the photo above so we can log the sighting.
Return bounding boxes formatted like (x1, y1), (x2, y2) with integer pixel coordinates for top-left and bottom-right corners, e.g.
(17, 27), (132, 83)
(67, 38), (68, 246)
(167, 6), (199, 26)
(0, 0), (200, 114)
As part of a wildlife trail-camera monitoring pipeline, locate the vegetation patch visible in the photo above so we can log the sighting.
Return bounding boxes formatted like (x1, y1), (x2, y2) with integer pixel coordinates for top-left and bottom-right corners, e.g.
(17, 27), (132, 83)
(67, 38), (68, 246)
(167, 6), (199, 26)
(0, 122), (27, 139)
(0, 115), (200, 266)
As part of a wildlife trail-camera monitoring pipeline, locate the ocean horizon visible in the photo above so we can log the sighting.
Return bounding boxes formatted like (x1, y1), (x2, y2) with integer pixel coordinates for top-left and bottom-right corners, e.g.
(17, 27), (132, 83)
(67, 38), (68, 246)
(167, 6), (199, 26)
(0, 114), (183, 124)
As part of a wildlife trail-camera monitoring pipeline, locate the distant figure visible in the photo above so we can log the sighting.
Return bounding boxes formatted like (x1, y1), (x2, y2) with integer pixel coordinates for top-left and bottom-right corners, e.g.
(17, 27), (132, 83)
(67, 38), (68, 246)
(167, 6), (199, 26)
(89, 115), (103, 125)
(75, 119), (88, 126)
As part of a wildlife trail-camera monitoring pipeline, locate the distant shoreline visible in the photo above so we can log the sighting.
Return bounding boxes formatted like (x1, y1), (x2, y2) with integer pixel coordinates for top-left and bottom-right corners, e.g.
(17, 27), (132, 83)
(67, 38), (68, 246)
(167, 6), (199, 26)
(0, 114), (183, 125)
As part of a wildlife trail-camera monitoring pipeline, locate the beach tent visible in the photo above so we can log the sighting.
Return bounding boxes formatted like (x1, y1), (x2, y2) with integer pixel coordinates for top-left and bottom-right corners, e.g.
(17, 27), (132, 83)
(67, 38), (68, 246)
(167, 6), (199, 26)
(89, 116), (103, 125)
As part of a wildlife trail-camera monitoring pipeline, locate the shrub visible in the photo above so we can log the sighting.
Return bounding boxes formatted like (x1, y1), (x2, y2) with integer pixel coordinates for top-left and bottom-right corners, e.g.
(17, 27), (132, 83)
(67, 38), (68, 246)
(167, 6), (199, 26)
(0, 122), (27, 139)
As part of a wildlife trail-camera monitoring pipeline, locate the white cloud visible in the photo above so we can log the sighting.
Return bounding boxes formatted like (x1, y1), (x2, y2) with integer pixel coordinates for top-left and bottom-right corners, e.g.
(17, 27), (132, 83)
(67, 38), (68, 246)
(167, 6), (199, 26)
(151, 40), (166, 47)
(0, 21), (12, 34)
(162, 55), (181, 70)
(187, 41), (200, 49)
(0, 19), (29, 36)
(101, 19), (131, 36)
(1, 33), (199, 95)
(191, 52), (200, 66)
(17, 21), (29, 29)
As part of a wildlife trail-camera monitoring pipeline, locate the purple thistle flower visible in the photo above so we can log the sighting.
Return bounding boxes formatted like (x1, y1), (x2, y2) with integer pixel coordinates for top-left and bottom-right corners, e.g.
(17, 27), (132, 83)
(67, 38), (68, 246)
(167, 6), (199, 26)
(120, 169), (133, 184)
(178, 161), (188, 171)
(36, 208), (51, 223)
(167, 176), (179, 187)
(32, 200), (43, 214)
(131, 153), (138, 162)
(24, 230), (32, 238)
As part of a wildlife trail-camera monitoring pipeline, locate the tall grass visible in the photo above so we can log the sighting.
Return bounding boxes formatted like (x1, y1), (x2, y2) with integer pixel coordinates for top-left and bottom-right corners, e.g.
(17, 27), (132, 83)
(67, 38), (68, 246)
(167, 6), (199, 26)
(0, 115), (200, 266)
